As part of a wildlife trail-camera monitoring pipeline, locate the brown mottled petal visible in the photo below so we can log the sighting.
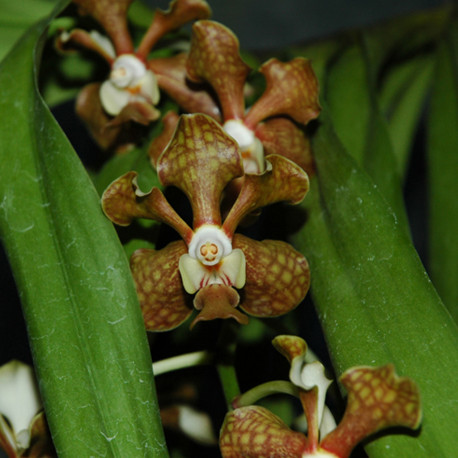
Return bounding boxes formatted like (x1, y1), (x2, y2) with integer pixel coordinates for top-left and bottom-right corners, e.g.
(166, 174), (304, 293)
(320, 365), (422, 458)
(272, 335), (307, 363)
(223, 155), (309, 237)
(72, 0), (134, 54)
(150, 54), (221, 120)
(219, 406), (308, 457)
(157, 114), (243, 228)
(191, 284), (248, 329)
(244, 57), (320, 129)
(148, 111), (180, 168)
(136, 0), (211, 59)
(255, 117), (315, 176)
(55, 28), (114, 63)
(187, 20), (250, 121)
(76, 82), (123, 150)
(101, 171), (193, 242)
(107, 100), (160, 127)
(233, 234), (310, 317)
(131, 242), (193, 331)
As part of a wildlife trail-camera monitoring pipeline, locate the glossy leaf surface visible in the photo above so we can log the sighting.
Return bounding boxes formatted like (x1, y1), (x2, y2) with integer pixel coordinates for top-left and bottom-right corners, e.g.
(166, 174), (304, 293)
(0, 5), (167, 457)
(293, 110), (458, 457)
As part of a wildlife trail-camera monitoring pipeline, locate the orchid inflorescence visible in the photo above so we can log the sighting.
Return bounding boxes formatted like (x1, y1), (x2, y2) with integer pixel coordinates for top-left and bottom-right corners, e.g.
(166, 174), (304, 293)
(220, 336), (422, 458)
(48, 1), (425, 456)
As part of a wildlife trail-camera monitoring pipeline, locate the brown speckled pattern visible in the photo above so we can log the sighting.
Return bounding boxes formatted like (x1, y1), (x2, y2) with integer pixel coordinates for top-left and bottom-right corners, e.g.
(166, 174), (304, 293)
(187, 20), (250, 120)
(245, 57), (320, 129)
(272, 335), (307, 363)
(101, 171), (193, 242)
(157, 114), (244, 228)
(255, 117), (315, 176)
(73, 0), (134, 54)
(220, 405), (308, 457)
(130, 241), (193, 331)
(137, 0), (211, 59)
(223, 154), (309, 237)
(321, 364), (422, 457)
(233, 234), (310, 317)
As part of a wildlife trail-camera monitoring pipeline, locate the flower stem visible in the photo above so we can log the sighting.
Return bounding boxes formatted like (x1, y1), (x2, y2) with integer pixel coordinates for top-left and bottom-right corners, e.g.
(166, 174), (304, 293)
(233, 380), (300, 409)
(152, 350), (213, 375)
(216, 321), (241, 410)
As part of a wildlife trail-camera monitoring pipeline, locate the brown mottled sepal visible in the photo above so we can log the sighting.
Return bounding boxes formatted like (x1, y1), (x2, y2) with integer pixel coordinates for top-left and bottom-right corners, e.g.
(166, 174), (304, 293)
(72, 0), (134, 54)
(137, 0), (212, 59)
(187, 20), (251, 120)
(220, 406), (308, 457)
(223, 155), (309, 236)
(131, 242), (193, 331)
(101, 171), (193, 242)
(157, 114), (244, 228)
(320, 365), (422, 458)
(150, 53), (220, 120)
(244, 58), (320, 129)
(233, 234), (310, 317)
(255, 117), (315, 176)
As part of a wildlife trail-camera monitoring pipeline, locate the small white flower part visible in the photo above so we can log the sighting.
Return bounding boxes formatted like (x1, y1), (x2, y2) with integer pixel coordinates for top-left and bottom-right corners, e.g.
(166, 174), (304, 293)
(179, 226), (246, 294)
(223, 119), (265, 174)
(177, 405), (217, 445)
(187, 225), (232, 266)
(99, 54), (160, 116)
(0, 361), (42, 453)
(289, 353), (336, 436)
(179, 249), (246, 294)
(89, 30), (116, 59)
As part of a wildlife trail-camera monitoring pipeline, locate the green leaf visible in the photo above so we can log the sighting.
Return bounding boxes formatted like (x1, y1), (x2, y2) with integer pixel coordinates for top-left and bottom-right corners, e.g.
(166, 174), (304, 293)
(0, 0), (57, 62)
(0, 5), (167, 457)
(378, 54), (434, 178)
(427, 22), (458, 322)
(293, 110), (458, 456)
(323, 38), (410, 230)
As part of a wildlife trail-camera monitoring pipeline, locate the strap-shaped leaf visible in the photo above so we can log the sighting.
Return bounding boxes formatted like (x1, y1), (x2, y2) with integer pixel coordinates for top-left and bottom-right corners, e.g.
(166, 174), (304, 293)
(293, 109), (458, 457)
(427, 24), (458, 322)
(0, 3), (167, 456)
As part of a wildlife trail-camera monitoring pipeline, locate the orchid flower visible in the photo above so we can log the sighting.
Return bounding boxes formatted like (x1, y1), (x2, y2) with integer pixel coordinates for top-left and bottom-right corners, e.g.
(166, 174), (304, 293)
(0, 361), (54, 458)
(220, 336), (422, 458)
(56, 0), (214, 149)
(102, 113), (310, 330)
(149, 20), (320, 177)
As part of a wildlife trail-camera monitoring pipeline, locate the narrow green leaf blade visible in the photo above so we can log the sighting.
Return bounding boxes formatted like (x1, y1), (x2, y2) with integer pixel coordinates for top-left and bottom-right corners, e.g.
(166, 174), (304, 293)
(294, 110), (458, 457)
(427, 23), (458, 322)
(0, 9), (167, 458)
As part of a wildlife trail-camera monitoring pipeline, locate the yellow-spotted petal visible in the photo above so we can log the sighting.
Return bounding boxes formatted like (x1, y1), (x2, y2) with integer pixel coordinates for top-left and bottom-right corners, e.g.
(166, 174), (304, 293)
(101, 171), (193, 242)
(244, 58), (320, 129)
(220, 406), (308, 457)
(72, 0), (134, 54)
(223, 154), (309, 237)
(233, 234), (310, 317)
(137, 0), (211, 59)
(187, 20), (251, 121)
(272, 335), (307, 363)
(157, 114), (244, 228)
(255, 117), (315, 176)
(130, 242), (193, 331)
(320, 365), (422, 458)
